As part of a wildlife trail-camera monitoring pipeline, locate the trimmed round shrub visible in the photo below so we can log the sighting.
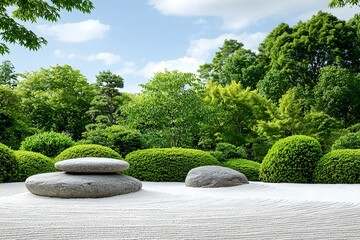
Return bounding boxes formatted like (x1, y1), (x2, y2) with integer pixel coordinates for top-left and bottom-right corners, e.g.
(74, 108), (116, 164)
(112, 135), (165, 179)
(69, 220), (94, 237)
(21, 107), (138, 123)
(212, 142), (247, 162)
(20, 131), (75, 157)
(54, 144), (122, 162)
(260, 135), (322, 183)
(0, 143), (19, 183)
(331, 132), (360, 150)
(125, 148), (220, 182)
(223, 159), (261, 181)
(314, 149), (360, 183)
(14, 150), (55, 181)
(82, 125), (145, 156)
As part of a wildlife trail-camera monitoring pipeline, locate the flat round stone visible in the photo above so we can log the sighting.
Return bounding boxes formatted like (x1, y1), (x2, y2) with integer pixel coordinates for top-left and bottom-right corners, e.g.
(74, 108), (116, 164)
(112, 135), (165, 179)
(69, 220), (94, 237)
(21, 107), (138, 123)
(25, 172), (142, 198)
(55, 157), (129, 173)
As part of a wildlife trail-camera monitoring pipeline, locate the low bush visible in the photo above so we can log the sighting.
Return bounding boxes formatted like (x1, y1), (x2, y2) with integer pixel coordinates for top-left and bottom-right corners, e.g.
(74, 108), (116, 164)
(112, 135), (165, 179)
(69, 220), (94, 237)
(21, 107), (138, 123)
(54, 144), (122, 162)
(260, 135), (322, 183)
(82, 125), (145, 156)
(223, 159), (261, 181)
(314, 149), (360, 183)
(0, 143), (19, 183)
(331, 132), (360, 150)
(14, 150), (55, 181)
(125, 148), (220, 182)
(211, 142), (247, 162)
(20, 131), (75, 157)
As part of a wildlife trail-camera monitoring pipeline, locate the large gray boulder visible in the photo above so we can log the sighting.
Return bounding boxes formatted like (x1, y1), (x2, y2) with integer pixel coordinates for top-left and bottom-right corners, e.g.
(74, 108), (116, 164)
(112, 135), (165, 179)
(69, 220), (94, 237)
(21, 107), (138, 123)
(25, 172), (142, 198)
(55, 157), (129, 173)
(185, 165), (249, 188)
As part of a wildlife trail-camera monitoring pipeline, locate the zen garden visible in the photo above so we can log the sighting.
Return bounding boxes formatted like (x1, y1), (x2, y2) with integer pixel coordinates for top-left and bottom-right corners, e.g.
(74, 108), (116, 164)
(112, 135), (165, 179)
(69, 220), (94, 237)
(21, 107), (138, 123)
(1, 0), (360, 239)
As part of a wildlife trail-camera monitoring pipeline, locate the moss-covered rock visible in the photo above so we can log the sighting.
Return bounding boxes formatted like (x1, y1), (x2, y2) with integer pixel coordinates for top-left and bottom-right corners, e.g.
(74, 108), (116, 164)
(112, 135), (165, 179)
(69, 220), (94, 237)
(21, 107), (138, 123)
(54, 144), (122, 162)
(223, 159), (260, 181)
(14, 150), (55, 181)
(125, 148), (220, 182)
(260, 135), (322, 183)
(314, 149), (360, 183)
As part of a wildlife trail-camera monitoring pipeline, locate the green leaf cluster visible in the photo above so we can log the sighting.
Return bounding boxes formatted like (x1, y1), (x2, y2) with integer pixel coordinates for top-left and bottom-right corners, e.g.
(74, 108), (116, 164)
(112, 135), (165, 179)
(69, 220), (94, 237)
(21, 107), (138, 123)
(82, 125), (145, 156)
(331, 132), (360, 150)
(20, 131), (75, 157)
(125, 148), (220, 182)
(0, 0), (94, 54)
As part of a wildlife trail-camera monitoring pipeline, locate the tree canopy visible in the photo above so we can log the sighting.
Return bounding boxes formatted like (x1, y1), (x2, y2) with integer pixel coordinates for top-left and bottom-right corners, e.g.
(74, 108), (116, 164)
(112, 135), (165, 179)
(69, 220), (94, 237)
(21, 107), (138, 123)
(0, 0), (94, 54)
(329, 0), (360, 7)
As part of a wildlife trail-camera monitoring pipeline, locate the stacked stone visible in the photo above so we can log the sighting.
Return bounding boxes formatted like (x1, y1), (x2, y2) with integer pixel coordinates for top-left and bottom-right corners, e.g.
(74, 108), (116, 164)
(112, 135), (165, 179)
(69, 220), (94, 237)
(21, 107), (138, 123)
(25, 157), (142, 198)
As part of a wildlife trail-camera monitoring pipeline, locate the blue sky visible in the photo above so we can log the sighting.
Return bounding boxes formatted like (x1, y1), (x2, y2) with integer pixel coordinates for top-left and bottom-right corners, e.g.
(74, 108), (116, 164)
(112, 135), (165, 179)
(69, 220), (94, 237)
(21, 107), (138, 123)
(1, 0), (358, 92)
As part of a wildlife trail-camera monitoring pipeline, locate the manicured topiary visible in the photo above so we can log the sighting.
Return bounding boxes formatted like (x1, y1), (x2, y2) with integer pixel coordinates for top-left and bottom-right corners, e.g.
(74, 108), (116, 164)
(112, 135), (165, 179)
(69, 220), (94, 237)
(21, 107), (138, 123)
(314, 149), (360, 183)
(331, 132), (360, 150)
(214, 142), (247, 162)
(125, 148), (220, 182)
(20, 131), (75, 157)
(54, 144), (122, 162)
(260, 135), (322, 183)
(223, 159), (261, 181)
(14, 150), (55, 181)
(0, 143), (19, 183)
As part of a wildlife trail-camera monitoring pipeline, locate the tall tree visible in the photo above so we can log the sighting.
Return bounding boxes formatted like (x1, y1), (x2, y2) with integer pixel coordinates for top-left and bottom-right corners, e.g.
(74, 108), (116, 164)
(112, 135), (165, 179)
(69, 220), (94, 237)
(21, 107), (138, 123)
(0, 0), (94, 54)
(258, 11), (360, 90)
(0, 60), (17, 88)
(18, 65), (94, 139)
(314, 66), (360, 127)
(87, 70), (124, 128)
(201, 81), (272, 147)
(123, 70), (206, 148)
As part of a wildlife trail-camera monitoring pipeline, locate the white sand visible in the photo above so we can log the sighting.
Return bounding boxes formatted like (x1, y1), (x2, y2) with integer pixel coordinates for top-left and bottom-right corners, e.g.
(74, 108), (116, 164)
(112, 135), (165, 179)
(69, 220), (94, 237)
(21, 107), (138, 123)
(1, 181), (360, 239)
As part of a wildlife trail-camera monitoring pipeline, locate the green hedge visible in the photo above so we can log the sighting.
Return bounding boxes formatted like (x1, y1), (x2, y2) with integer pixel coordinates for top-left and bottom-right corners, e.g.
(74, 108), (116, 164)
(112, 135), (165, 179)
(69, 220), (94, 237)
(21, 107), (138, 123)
(223, 159), (261, 181)
(260, 135), (322, 183)
(213, 142), (247, 162)
(14, 150), (55, 181)
(20, 131), (75, 157)
(314, 149), (360, 183)
(54, 144), (122, 162)
(125, 148), (220, 182)
(331, 132), (360, 150)
(0, 143), (19, 183)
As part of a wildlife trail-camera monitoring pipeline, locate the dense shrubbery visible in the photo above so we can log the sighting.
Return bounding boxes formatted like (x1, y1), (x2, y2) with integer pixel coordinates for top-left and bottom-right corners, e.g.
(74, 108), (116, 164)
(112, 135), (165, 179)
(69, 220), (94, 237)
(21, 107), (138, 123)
(20, 131), (75, 157)
(260, 135), (322, 183)
(331, 132), (360, 150)
(14, 150), (55, 181)
(81, 125), (145, 156)
(209, 143), (247, 162)
(223, 159), (260, 181)
(54, 144), (122, 162)
(314, 149), (360, 183)
(125, 148), (220, 181)
(0, 143), (19, 183)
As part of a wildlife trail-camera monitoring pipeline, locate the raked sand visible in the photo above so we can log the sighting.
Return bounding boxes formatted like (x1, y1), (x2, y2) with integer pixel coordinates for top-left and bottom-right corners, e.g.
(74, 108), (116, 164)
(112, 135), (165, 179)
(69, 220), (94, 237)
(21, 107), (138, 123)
(1, 181), (360, 239)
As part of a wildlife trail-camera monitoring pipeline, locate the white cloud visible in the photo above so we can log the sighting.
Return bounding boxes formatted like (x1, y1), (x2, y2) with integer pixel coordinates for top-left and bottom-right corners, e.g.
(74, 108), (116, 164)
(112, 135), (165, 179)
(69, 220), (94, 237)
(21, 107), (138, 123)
(194, 18), (207, 25)
(86, 52), (121, 65)
(54, 49), (76, 59)
(37, 19), (110, 42)
(122, 32), (266, 78)
(148, 0), (358, 30)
